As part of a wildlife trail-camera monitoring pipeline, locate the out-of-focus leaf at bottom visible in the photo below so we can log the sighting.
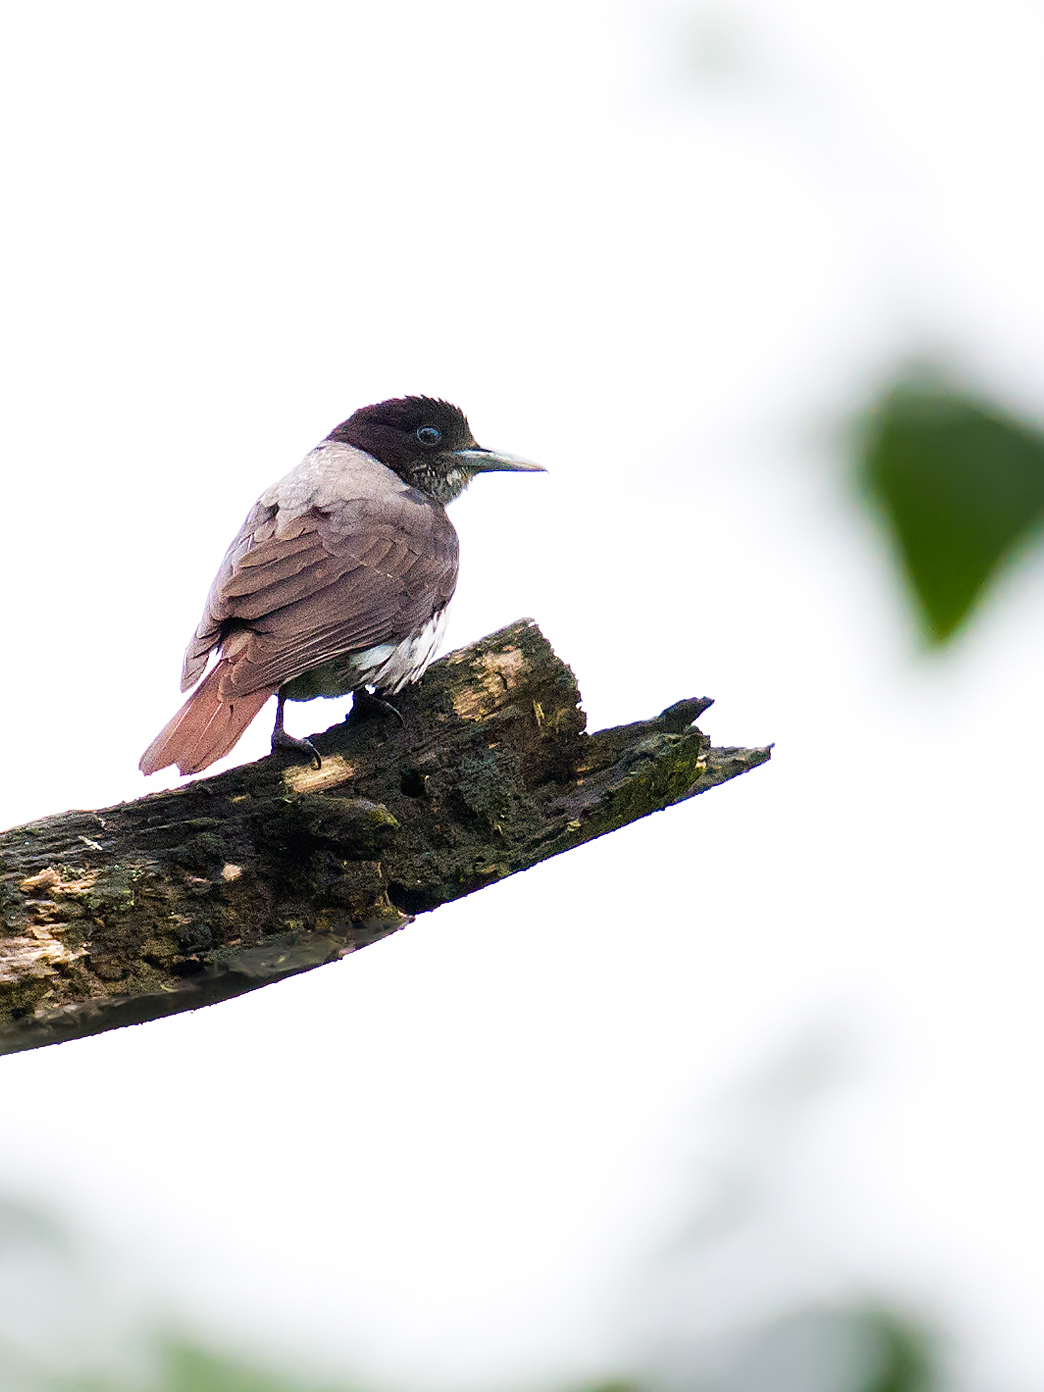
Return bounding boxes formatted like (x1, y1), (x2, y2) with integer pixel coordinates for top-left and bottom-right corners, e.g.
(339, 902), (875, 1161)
(867, 1312), (935, 1392)
(160, 1339), (351, 1392)
(861, 381), (1044, 642)
(674, 1305), (937, 1392)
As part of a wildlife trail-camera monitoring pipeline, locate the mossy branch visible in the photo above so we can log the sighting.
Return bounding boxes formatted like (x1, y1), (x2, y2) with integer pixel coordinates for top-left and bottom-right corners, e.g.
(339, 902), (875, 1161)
(0, 620), (770, 1055)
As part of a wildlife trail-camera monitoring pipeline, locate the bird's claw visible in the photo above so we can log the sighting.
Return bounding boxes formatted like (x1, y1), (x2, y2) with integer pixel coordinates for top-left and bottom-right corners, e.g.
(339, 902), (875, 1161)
(271, 730), (322, 769)
(349, 689), (405, 727)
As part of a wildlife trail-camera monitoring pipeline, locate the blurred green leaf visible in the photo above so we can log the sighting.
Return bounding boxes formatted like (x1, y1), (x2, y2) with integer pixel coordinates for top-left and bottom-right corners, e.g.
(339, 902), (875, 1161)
(573, 1383), (640, 1392)
(862, 381), (1044, 642)
(866, 1312), (935, 1392)
(161, 1339), (349, 1392)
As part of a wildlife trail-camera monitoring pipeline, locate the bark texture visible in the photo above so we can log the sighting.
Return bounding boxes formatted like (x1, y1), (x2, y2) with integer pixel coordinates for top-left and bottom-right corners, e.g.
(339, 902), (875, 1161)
(0, 620), (770, 1056)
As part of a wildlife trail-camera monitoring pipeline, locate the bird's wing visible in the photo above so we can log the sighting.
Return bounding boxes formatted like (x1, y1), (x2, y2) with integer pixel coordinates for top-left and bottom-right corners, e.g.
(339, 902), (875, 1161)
(180, 444), (459, 697)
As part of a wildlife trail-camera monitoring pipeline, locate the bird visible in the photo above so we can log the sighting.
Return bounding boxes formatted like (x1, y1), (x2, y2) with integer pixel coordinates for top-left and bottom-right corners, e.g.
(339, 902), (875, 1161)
(139, 396), (544, 777)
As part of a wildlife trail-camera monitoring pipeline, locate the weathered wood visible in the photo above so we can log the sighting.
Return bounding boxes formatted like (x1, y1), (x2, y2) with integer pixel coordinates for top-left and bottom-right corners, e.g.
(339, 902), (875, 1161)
(0, 620), (770, 1055)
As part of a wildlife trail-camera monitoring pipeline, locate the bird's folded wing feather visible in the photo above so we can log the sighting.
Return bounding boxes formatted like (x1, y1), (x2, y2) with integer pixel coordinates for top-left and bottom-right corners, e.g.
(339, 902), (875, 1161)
(179, 446), (458, 697)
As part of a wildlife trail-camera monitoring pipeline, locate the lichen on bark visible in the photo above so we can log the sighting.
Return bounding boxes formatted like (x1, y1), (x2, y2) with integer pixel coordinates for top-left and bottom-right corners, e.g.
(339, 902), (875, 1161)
(0, 620), (770, 1055)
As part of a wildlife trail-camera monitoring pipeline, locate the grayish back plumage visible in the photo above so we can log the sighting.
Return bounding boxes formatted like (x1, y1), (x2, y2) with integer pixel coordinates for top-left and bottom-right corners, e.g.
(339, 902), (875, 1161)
(181, 441), (459, 700)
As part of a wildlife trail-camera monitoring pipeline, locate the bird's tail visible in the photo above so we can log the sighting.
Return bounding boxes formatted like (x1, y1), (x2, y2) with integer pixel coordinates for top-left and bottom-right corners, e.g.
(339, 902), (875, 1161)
(139, 662), (275, 777)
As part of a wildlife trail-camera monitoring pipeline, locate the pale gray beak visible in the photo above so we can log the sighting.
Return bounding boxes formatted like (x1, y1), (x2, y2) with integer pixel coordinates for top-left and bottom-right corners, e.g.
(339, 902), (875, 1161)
(454, 447), (546, 474)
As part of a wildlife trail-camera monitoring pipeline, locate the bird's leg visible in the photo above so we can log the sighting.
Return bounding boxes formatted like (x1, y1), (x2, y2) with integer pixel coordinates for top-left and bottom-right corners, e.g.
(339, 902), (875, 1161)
(348, 687), (405, 727)
(270, 693), (322, 768)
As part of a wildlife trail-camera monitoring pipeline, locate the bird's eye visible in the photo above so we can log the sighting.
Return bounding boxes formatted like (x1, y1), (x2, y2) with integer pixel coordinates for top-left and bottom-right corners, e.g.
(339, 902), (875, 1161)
(416, 425), (441, 446)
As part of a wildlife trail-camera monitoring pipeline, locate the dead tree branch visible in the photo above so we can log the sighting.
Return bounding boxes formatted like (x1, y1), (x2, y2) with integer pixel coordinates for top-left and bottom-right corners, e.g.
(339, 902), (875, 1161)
(0, 620), (770, 1055)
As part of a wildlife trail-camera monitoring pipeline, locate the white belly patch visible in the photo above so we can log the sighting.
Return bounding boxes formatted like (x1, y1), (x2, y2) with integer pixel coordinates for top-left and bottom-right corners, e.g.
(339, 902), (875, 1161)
(348, 607), (450, 694)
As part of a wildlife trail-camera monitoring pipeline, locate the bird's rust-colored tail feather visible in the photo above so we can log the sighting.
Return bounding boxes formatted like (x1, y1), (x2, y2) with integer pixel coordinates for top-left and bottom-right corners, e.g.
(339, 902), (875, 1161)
(139, 662), (275, 777)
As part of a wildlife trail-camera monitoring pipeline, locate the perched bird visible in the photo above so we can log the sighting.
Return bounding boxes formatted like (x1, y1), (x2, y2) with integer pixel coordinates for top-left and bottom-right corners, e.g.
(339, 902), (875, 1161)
(140, 397), (543, 777)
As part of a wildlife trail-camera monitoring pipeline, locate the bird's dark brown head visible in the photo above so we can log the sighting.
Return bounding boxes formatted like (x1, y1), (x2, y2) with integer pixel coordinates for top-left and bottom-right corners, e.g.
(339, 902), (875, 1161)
(327, 396), (543, 505)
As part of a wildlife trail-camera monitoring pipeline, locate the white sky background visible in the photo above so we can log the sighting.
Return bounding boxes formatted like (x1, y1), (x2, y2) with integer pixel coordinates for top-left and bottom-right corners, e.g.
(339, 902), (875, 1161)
(2, 0), (1044, 1388)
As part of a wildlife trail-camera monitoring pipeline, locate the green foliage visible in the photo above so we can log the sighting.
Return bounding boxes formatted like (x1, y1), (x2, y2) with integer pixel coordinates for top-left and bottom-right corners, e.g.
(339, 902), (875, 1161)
(160, 1339), (338, 1392)
(574, 1383), (640, 1392)
(0, 1335), (354, 1392)
(0, 1315), (939, 1392)
(861, 381), (1044, 642)
(866, 1312), (935, 1392)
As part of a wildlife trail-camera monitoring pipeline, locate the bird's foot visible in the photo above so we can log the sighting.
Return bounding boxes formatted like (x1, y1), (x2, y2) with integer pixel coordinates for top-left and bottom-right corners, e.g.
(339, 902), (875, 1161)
(271, 729), (322, 769)
(348, 689), (405, 727)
